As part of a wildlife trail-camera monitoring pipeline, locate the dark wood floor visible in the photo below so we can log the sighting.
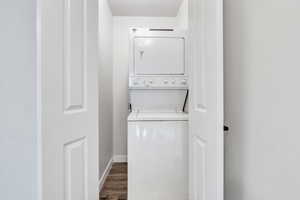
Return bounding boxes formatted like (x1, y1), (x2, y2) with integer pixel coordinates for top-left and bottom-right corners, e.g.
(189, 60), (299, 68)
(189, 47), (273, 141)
(100, 163), (127, 200)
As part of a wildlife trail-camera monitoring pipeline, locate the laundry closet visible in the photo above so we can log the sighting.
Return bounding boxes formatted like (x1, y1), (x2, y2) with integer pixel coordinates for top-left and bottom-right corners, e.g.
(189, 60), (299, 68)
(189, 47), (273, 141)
(99, 0), (190, 197)
(97, 0), (224, 199)
(98, 0), (191, 198)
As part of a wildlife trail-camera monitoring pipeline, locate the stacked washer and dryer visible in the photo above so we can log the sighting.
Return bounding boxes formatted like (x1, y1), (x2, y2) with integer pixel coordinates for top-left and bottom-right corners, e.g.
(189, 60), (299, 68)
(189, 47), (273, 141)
(128, 28), (189, 200)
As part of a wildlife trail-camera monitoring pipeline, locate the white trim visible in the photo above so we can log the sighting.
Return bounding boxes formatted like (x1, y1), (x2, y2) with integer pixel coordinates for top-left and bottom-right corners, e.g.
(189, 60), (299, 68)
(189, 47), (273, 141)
(216, 0), (224, 199)
(36, 0), (42, 199)
(98, 158), (113, 192)
(113, 155), (128, 163)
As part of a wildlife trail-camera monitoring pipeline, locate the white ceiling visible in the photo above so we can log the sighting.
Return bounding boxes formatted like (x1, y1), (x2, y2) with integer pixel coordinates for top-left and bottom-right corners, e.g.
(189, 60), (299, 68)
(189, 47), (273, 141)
(108, 0), (184, 17)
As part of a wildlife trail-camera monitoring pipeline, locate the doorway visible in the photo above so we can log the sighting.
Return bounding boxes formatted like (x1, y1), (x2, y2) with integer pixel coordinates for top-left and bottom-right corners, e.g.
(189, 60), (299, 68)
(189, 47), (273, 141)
(38, 0), (223, 199)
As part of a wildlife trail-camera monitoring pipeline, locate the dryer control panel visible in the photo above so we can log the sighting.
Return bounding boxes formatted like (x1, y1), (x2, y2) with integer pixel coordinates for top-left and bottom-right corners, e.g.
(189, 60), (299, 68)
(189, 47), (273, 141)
(129, 76), (188, 89)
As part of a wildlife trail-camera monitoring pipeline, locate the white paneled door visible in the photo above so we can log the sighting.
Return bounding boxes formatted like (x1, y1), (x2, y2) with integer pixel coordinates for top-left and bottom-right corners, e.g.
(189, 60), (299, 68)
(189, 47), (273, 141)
(188, 0), (224, 199)
(39, 0), (99, 199)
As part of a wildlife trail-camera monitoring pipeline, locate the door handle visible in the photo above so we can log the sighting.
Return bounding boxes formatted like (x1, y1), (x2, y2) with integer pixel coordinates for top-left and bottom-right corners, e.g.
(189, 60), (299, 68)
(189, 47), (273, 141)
(139, 50), (145, 58)
(224, 126), (229, 132)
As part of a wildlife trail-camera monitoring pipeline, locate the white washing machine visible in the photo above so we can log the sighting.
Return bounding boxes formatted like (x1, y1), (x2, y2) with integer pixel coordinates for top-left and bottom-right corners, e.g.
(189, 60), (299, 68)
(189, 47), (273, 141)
(127, 28), (188, 200)
(128, 112), (188, 200)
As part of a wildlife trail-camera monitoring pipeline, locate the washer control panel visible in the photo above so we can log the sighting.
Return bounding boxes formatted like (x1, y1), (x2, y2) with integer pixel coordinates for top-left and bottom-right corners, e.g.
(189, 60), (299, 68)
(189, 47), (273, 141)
(129, 76), (188, 89)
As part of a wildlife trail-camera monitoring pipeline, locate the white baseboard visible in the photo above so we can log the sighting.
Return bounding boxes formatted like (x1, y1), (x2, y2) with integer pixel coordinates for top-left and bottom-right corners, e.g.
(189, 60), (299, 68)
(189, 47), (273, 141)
(98, 157), (113, 191)
(113, 155), (128, 163)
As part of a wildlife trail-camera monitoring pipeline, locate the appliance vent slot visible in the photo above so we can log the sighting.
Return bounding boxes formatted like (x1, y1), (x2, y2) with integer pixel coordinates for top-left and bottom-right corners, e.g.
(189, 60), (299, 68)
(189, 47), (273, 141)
(149, 29), (174, 32)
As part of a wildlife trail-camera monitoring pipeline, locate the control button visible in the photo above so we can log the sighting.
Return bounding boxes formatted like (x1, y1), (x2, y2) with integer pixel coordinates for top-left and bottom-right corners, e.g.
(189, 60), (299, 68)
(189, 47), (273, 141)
(133, 81), (139, 85)
(163, 80), (169, 84)
(172, 80), (176, 84)
(148, 80), (153, 84)
(181, 79), (187, 85)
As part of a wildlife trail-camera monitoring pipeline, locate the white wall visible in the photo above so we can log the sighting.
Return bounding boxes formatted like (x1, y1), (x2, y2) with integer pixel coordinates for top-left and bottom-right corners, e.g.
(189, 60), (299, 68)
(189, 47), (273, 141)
(224, 0), (300, 199)
(176, 0), (189, 30)
(98, 0), (114, 178)
(113, 17), (177, 157)
(0, 1), (38, 200)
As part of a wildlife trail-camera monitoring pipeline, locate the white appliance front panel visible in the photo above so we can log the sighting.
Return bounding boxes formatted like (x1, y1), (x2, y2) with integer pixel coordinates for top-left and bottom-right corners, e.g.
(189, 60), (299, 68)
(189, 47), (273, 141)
(134, 37), (185, 75)
(129, 90), (188, 112)
(128, 120), (188, 200)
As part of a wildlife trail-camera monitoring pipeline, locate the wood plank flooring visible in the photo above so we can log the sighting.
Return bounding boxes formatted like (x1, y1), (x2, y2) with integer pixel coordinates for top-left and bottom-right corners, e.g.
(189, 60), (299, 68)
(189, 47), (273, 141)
(100, 163), (127, 200)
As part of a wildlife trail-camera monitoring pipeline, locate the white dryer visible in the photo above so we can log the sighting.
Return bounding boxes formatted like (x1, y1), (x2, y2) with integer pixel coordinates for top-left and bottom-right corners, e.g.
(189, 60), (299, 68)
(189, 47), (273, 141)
(128, 112), (188, 200)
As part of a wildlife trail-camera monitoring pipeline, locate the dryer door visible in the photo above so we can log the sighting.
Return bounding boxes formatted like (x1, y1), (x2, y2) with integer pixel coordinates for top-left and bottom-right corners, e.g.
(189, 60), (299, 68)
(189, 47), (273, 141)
(134, 37), (185, 75)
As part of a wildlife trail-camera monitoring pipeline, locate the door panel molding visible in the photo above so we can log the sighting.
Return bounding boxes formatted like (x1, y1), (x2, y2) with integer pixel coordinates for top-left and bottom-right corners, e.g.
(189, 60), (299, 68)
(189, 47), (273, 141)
(63, 0), (87, 113)
(64, 137), (88, 200)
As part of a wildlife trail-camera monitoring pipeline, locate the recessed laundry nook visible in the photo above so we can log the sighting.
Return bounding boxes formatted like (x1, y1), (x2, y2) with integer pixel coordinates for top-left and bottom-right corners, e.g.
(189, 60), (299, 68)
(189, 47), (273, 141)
(97, 0), (223, 199)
